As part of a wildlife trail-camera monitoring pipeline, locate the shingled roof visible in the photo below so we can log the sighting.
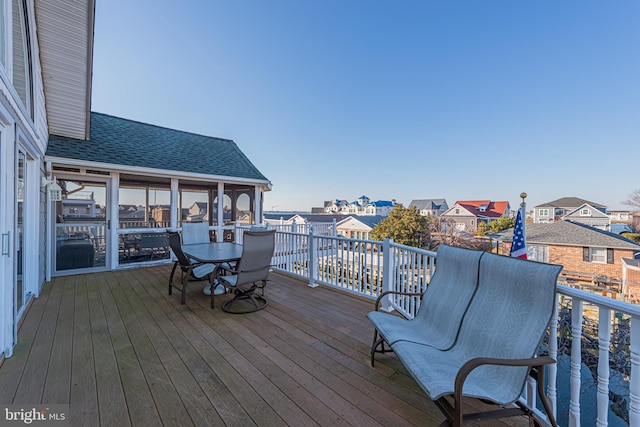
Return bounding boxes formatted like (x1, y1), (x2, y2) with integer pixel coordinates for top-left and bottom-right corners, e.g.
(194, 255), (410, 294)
(535, 197), (606, 209)
(46, 112), (269, 182)
(493, 220), (640, 250)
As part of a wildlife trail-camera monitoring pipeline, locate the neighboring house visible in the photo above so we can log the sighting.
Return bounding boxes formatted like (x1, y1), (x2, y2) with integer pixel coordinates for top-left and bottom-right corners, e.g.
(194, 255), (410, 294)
(0, 2), (271, 359)
(363, 200), (396, 216)
(323, 196), (395, 216)
(562, 203), (611, 230)
(335, 215), (386, 240)
(324, 199), (349, 214)
(188, 201), (208, 218)
(408, 199), (449, 217)
(534, 197), (607, 223)
(440, 200), (510, 232)
(494, 220), (640, 300)
(609, 210), (634, 223)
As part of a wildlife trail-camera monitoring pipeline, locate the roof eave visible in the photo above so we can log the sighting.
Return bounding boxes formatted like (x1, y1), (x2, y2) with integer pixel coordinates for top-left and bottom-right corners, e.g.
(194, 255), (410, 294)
(45, 155), (272, 189)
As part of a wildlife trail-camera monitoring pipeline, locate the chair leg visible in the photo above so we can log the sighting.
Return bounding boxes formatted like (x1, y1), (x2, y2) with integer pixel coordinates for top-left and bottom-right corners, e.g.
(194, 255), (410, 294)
(371, 330), (379, 367)
(536, 366), (558, 427)
(180, 274), (188, 304)
(169, 262), (178, 295)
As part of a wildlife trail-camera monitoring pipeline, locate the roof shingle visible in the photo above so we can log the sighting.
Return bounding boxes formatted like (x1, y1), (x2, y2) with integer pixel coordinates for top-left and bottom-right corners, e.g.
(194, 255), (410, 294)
(46, 112), (269, 182)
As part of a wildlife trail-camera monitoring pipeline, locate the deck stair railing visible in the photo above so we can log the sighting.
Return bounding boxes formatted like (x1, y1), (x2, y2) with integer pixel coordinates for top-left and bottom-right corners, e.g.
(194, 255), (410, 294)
(242, 224), (640, 427)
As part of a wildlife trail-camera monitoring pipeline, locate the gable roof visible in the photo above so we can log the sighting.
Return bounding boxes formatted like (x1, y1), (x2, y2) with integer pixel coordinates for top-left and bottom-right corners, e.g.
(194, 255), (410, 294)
(563, 203), (610, 219)
(536, 197), (606, 210)
(46, 112), (269, 183)
(450, 200), (509, 218)
(493, 220), (640, 250)
(336, 215), (386, 229)
(408, 199), (447, 211)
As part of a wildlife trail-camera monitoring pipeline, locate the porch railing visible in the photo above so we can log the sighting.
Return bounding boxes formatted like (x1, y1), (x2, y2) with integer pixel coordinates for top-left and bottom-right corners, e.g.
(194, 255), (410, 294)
(250, 224), (639, 427)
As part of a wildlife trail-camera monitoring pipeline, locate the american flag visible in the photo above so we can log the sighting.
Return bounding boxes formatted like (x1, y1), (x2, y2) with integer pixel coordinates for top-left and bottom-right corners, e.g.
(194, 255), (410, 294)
(510, 208), (527, 259)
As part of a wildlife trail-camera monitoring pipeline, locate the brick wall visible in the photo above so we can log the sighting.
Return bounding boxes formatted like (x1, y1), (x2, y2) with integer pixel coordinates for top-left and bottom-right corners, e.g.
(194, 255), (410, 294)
(501, 243), (634, 281)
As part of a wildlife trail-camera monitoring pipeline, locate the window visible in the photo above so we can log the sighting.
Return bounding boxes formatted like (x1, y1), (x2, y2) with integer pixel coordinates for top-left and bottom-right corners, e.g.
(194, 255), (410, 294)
(12, 0), (33, 116)
(590, 248), (606, 263)
(179, 184), (212, 226)
(580, 208), (591, 216)
(0, 0), (5, 67)
(584, 247), (614, 264)
(119, 177), (170, 229)
(539, 209), (549, 217)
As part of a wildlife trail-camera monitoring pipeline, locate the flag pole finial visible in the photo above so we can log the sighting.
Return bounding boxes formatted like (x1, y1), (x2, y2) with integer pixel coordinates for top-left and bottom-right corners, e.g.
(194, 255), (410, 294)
(520, 192), (527, 203)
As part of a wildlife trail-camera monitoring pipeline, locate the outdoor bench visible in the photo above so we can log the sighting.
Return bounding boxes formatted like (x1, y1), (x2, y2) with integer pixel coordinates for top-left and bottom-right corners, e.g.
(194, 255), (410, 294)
(367, 245), (563, 426)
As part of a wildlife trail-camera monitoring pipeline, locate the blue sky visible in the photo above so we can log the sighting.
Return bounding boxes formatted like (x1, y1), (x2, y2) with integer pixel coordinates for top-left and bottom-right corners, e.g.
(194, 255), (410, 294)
(91, 1), (639, 212)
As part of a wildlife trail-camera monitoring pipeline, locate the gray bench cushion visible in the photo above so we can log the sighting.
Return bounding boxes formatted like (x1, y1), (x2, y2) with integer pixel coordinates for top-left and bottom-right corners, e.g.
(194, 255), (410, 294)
(392, 251), (562, 404)
(367, 244), (483, 350)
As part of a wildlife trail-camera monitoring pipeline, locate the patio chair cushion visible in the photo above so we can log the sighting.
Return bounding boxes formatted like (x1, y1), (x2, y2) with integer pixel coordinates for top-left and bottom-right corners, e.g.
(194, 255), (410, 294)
(367, 244), (483, 351)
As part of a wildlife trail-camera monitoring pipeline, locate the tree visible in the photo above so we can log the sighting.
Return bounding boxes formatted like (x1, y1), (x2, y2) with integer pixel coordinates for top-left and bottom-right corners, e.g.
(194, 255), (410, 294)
(370, 205), (427, 247)
(623, 189), (640, 210)
(475, 222), (489, 236)
(489, 216), (515, 233)
(424, 216), (483, 250)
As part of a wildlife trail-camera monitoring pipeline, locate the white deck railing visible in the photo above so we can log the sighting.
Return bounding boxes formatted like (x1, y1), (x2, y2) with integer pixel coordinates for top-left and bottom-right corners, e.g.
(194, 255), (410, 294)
(253, 225), (638, 427)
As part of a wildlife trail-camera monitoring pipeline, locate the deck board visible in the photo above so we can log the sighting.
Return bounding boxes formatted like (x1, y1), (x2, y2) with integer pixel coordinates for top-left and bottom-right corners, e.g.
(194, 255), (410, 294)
(0, 266), (528, 427)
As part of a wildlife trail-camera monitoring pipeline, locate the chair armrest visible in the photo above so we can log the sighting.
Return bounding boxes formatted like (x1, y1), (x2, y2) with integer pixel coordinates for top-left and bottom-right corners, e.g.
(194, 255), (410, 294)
(454, 355), (556, 404)
(374, 290), (422, 312)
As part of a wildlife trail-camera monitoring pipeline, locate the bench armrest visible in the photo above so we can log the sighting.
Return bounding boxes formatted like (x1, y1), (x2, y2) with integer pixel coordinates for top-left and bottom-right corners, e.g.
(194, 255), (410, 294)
(374, 290), (422, 312)
(455, 355), (555, 392)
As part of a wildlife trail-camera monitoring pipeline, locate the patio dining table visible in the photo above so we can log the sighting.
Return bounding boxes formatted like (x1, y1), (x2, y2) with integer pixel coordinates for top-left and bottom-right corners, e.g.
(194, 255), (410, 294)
(182, 242), (243, 307)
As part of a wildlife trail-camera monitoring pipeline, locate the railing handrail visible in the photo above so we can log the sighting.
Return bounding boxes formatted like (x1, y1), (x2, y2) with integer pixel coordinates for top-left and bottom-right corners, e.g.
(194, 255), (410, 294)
(558, 283), (640, 317)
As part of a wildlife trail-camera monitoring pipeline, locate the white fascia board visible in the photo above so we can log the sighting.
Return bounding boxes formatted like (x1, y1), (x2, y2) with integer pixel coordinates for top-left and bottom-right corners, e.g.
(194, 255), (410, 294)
(45, 155), (273, 190)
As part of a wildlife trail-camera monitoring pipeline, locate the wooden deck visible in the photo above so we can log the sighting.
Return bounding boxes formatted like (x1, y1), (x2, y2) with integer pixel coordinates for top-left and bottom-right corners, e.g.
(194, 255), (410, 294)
(0, 267), (527, 426)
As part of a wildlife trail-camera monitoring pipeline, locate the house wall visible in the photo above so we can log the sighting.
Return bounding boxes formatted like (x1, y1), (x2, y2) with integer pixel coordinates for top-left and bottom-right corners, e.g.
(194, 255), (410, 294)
(0, 0), (49, 359)
(501, 243), (635, 281)
(547, 246), (634, 280)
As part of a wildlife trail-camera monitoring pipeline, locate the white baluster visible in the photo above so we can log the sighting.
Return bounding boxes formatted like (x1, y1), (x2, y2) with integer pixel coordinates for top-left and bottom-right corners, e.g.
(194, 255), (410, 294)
(596, 307), (611, 427)
(569, 298), (582, 427)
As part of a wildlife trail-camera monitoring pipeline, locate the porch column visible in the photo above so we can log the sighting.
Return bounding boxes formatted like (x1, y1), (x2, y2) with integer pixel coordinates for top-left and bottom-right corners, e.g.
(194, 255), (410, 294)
(170, 178), (178, 230)
(108, 173), (120, 270)
(216, 182), (224, 242)
(254, 185), (262, 225)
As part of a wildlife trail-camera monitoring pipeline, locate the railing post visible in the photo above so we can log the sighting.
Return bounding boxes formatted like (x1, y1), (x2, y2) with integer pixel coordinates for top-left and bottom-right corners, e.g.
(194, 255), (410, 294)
(308, 225), (318, 288)
(380, 238), (393, 312)
(332, 218), (337, 237)
(630, 316), (640, 426)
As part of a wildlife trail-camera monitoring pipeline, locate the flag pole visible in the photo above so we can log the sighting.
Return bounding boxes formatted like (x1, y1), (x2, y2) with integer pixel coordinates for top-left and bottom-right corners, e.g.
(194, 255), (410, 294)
(519, 191), (527, 237)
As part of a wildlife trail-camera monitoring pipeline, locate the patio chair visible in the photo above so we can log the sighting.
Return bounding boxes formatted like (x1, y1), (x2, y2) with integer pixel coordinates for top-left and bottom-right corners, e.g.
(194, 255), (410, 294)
(391, 252), (563, 426)
(181, 221), (210, 245)
(168, 232), (215, 304)
(218, 229), (275, 313)
(367, 244), (484, 366)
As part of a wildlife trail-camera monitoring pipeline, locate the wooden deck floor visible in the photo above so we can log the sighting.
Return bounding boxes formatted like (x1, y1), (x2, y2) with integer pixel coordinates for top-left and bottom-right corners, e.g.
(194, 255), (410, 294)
(0, 267), (527, 426)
